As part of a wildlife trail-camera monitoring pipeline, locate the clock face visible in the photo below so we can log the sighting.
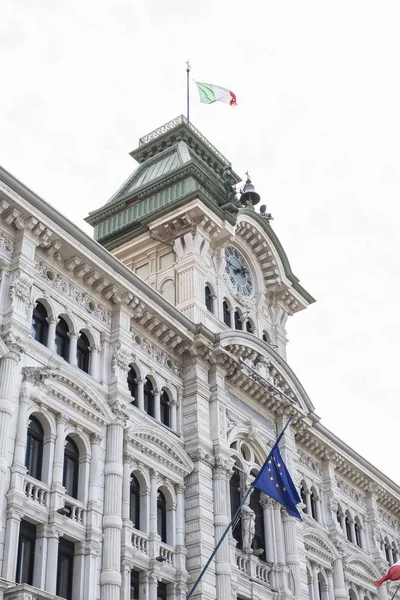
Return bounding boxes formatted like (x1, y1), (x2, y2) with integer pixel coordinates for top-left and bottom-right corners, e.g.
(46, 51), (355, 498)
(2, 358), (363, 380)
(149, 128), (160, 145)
(225, 246), (253, 296)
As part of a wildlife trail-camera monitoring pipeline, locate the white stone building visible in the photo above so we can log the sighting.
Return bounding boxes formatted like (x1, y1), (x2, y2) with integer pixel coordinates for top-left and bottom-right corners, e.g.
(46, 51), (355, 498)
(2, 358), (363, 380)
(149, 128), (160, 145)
(0, 115), (398, 600)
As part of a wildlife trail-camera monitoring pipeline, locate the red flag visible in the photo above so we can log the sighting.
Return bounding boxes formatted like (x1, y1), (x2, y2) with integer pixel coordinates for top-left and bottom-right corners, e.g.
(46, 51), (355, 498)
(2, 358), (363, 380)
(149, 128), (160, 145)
(374, 562), (400, 587)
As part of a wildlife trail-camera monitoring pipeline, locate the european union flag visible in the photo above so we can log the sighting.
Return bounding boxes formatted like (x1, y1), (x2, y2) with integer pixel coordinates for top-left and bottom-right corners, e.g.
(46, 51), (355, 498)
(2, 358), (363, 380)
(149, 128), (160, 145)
(253, 444), (301, 519)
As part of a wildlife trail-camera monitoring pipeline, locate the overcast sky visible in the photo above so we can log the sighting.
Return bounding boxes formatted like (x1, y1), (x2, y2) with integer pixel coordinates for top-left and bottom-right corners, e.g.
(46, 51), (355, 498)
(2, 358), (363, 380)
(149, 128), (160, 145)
(2, 1), (400, 483)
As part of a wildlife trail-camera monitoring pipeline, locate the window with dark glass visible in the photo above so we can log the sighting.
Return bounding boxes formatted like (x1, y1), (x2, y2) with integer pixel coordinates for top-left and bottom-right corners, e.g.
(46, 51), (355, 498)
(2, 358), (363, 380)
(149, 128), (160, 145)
(157, 582), (167, 600)
(262, 331), (270, 344)
(77, 332), (90, 373)
(385, 541), (391, 563)
(55, 317), (70, 360)
(230, 468), (242, 549)
(160, 391), (170, 427)
(56, 538), (74, 600)
(131, 569), (140, 600)
(63, 437), (79, 499)
(300, 483), (308, 514)
(144, 378), (154, 418)
(127, 367), (138, 406)
(223, 300), (231, 327)
(25, 416), (44, 481)
(345, 514), (352, 542)
(355, 520), (362, 548)
(310, 490), (318, 520)
(337, 508), (342, 525)
(157, 491), (167, 543)
(16, 520), (36, 585)
(130, 474), (140, 529)
(234, 310), (242, 330)
(246, 319), (254, 334)
(32, 302), (48, 345)
(205, 286), (214, 312)
(250, 488), (265, 561)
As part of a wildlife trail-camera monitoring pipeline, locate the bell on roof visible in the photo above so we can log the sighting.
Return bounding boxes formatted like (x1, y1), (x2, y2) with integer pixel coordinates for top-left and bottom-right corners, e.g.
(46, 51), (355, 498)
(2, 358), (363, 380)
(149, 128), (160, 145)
(239, 173), (261, 207)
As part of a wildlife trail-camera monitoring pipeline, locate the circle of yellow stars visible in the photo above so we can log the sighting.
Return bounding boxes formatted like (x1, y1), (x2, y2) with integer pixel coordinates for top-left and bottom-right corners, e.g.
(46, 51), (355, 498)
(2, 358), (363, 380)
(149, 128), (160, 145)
(268, 458), (287, 492)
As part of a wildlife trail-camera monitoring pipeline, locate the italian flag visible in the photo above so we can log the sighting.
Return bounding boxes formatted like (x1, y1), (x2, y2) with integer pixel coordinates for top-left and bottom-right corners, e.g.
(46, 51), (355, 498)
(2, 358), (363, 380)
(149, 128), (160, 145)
(195, 81), (237, 106)
(374, 561), (400, 586)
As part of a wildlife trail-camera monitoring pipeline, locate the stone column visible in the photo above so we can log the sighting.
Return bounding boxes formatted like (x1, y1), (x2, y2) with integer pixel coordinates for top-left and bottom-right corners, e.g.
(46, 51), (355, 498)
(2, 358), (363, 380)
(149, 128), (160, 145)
(262, 497), (275, 563)
(47, 318), (57, 351)
(0, 334), (22, 521)
(88, 434), (102, 505)
(122, 459), (132, 523)
(149, 571), (158, 600)
(100, 411), (125, 600)
(2, 506), (23, 579)
(333, 557), (347, 600)
(46, 526), (60, 594)
(68, 333), (78, 366)
(136, 378), (144, 411)
(350, 519), (356, 544)
(85, 540), (100, 600)
(274, 504), (286, 564)
(169, 399), (177, 432)
(327, 569), (335, 600)
(89, 345), (100, 380)
(213, 461), (232, 600)
(33, 523), (48, 589)
(121, 561), (132, 600)
(305, 491), (312, 516)
(312, 562), (320, 600)
(149, 470), (158, 535)
(52, 414), (67, 487)
(153, 389), (161, 422)
(27, 302), (34, 331)
(229, 308), (235, 329)
(13, 387), (30, 467)
(282, 510), (301, 598)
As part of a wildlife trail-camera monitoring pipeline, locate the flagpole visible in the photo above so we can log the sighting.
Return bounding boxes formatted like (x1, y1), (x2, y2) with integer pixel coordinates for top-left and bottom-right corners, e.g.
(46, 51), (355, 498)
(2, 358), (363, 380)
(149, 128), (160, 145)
(186, 59), (191, 121)
(186, 416), (292, 600)
(390, 586), (400, 600)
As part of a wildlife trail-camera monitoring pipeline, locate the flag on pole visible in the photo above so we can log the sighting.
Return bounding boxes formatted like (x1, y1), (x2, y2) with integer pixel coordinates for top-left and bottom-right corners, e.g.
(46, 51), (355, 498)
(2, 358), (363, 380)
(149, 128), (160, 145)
(374, 562), (400, 587)
(253, 444), (302, 519)
(195, 81), (237, 106)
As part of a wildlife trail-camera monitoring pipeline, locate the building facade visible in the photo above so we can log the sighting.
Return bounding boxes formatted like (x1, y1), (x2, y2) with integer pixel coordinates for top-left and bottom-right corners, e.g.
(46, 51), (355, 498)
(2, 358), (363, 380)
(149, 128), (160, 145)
(0, 115), (398, 600)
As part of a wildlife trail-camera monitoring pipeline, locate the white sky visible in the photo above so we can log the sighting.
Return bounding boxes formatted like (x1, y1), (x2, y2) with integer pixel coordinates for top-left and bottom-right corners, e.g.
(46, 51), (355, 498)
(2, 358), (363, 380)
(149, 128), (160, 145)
(1, 1), (399, 483)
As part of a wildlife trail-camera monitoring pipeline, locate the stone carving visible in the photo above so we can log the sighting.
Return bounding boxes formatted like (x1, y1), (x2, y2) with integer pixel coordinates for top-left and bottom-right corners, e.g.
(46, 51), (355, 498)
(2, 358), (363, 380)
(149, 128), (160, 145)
(0, 232), (14, 256)
(298, 450), (322, 475)
(378, 508), (399, 531)
(242, 503), (256, 553)
(336, 478), (366, 508)
(2, 331), (23, 361)
(9, 270), (32, 314)
(132, 334), (182, 378)
(232, 290), (256, 309)
(111, 343), (131, 375)
(35, 259), (111, 325)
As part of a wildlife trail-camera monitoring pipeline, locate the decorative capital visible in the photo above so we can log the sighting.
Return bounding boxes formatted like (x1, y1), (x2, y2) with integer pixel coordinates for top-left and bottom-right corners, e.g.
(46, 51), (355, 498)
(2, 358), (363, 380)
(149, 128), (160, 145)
(90, 433), (102, 445)
(1, 331), (23, 362)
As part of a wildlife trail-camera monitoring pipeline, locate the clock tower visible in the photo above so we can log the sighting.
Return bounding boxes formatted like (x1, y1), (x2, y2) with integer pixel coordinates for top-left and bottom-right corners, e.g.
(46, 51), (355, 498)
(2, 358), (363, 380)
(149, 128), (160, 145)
(86, 115), (314, 351)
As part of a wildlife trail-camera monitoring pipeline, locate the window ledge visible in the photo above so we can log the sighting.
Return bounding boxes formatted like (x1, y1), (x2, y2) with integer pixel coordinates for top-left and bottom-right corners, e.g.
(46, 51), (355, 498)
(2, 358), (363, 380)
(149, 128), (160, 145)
(4, 584), (66, 600)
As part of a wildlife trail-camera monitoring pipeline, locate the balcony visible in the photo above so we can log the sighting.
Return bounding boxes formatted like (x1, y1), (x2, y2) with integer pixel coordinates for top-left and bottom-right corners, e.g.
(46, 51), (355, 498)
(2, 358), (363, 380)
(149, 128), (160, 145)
(63, 496), (86, 525)
(158, 542), (175, 566)
(235, 550), (271, 586)
(24, 476), (49, 507)
(131, 529), (148, 555)
(4, 583), (65, 600)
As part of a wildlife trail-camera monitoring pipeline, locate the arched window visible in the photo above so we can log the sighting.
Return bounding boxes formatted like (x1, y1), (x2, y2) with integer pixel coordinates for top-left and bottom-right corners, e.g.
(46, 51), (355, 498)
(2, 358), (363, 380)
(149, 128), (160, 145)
(63, 437), (79, 499)
(385, 539), (391, 563)
(234, 309), (242, 330)
(250, 488), (265, 561)
(144, 378), (154, 418)
(300, 482), (308, 514)
(230, 468), (242, 548)
(130, 474), (140, 529)
(310, 489), (318, 521)
(127, 367), (138, 406)
(157, 491), (167, 543)
(223, 300), (231, 327)
(25, 417), (44, 481)
(345, 513), (352, 542)
(205, 286), (214, 313)
(55, 317), (70, 360)
(31, 302), (48, 346)
(76, 332), (90, 373)
(160, 391), (170, 427)
(354, 518), (362, 548)
(246, 319), (254, 334)
(262, 330), (271, 344)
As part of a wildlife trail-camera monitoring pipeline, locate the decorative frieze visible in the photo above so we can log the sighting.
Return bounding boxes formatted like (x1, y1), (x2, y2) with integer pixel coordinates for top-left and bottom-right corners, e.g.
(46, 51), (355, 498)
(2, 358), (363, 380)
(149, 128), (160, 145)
(298, 449), (322, 476)
(336, 478), (366, 508)
(132, 333), (182, 378)
(9, 270), (32, 314)
(377, 507), (399, 531)
(35, 259), (112, 325)
(0, 231), (14, 256)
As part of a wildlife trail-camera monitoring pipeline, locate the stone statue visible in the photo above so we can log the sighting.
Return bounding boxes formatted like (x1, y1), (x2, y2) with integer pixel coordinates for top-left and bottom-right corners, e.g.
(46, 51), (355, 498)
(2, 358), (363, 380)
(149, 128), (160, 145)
(242, 503), (256, 553)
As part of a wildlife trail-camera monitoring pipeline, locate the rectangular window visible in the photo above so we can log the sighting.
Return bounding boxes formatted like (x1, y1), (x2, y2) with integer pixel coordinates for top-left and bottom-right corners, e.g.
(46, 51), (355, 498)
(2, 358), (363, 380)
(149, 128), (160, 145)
(157, 582), (167, 600)
(57, 538), (75, 600)
(16, 520), (36, 585)
(130, 569), (140, 600)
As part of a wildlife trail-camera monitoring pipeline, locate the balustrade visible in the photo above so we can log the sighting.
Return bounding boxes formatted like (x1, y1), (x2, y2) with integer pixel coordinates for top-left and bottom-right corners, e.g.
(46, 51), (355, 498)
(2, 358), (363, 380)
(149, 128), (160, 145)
(158, 542), (175, 566)
(131, 529), (148, 554)
(24, 477), (49, 506)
